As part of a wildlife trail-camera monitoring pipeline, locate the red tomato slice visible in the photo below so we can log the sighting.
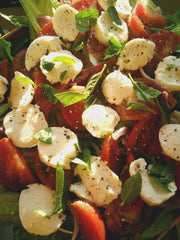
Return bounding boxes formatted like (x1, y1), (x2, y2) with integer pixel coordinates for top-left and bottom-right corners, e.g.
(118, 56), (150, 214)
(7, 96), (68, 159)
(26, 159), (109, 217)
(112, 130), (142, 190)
(69, 200), (106, 240)
(38, 19), (57, 37)
(135, 3), (166, 28)
(0, 58), (12, 82)
(128, 14), (150, 38)
(72, 0), (97, 11)
(13, 49), (29, 76)
(0, 138), (35, 191)
(100, 133), (123, 174)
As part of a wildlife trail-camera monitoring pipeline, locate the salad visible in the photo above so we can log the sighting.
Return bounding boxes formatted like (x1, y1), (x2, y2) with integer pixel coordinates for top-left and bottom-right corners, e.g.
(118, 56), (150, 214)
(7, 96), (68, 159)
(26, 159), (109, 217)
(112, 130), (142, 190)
(0, 0), (180, 239)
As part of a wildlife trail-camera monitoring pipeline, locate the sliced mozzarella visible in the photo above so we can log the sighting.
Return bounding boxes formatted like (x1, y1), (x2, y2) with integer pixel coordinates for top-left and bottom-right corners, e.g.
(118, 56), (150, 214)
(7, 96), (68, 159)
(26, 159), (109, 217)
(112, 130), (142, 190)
(155, 56), (180, 91)
(129, 158), (177, 206)
(102, 70), (133, 105)
(98, 0), (132, 19)
(8, 71), (34, 109)
(3, 104), (48, 148)
(37, 126), (78, 169)
(94, 11), (128, 45)
(117, 38), (156, 70)
(19, 183), (66, 236)
(40, 50), (83, 84)
(0, 75), (8, 103)
(53, 4), (79, 41)
(82, 104), (120, 138)
(159, 124), (180, 161)
(25, 36), (62, 71)
(70, 156), (122, 206)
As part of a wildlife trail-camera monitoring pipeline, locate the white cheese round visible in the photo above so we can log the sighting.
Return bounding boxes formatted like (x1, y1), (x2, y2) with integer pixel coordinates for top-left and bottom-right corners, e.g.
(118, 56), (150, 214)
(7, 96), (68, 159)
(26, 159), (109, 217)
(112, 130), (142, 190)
(0, 75), (8, 103)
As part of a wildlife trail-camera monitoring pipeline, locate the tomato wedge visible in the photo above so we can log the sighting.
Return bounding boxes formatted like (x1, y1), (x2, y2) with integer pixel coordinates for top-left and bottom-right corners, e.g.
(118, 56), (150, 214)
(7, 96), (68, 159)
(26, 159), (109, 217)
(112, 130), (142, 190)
(128, 14), (150, 38)
(38, 19), (57, 37)
(0, 138), (35, 191)
(69, 200), (106, 240)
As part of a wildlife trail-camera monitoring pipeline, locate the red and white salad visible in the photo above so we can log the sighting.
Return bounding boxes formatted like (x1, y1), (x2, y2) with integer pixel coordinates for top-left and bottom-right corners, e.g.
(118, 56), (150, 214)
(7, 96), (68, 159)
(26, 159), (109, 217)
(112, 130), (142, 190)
(0, 0), (180, 239)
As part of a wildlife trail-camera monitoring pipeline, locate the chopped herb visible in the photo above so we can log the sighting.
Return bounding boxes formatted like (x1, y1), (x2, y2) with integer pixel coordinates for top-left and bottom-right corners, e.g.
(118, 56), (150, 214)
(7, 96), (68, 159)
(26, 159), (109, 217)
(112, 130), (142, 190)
(34, 127), (52, 144)
(75, 8), (99, 33)
(41, 58), (55, 72)
(165, 63), (175, 71)
(60, 70), (67, 81)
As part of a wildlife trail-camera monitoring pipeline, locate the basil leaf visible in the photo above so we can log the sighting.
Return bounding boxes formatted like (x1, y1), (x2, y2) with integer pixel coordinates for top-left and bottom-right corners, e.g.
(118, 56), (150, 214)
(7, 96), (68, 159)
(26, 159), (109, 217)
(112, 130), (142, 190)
(72, 147), (92, 171)
(72, 37), (85, 52)
(150, 176), (172, 192)
(107, 5), (122, 28)
(129, 74), (161, 102)
(103, 36), (125, 60)
(121, 172), (142, 205)
(127, 102), (152, 111)
(84, 95), (97, 109)
(55, 91), (88, 107)
(53, 56), (76, 65)
(41, 84), (58, 104)
(49, 0), (60, 9)
(60, 70), (67, 81)
(16, 77), (36, 87)
(41, 58), (55, 72)
(156, 98), (170, 124)
(34, 127), (52, 144)
(85, 64), (106, 95)
(0, 103), (11, 117)
(75, 8), (99, 33)
(141, 209), (174, 238)
(0, 38), (13, 63)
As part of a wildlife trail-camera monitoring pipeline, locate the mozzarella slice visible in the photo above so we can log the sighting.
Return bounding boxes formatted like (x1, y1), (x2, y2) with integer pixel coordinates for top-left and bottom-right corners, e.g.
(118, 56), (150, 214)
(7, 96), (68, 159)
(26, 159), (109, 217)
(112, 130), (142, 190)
(53, 4), (79, 41)
(8, 71), (34, 109)
(37, 126), (78, 169)
(25, 36), (62, 71)
(159, 124), (180, 161)
(94, 11), (128, 45)
(70, 156), (122, 206)
(0, 75), (8, 103)
(129, 158), (177, 206)
(155, 56), (180, 91)
(117, 38), (156, 70)
(102, 70), (133, 105)
(19, 183), (66, 236)
(98, 0), (132, 19)
(40, 50), (83, 84)
(82, 104), (120, 138)
(3, 104), (48, 148)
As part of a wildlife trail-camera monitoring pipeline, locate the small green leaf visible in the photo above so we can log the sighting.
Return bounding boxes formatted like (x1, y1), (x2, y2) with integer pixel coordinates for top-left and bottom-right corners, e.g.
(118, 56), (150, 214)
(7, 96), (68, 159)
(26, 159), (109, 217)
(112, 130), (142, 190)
(103, 36), (125, 60)
(72, 147), (92, 172)
(72, 37), (85, 51)
(16, 77), (36, 87)
(34, 127), (52, 144)
(107, 5), (122, 28)
(53, 56), (76, 65)
(75, 8), (99, 33)
(0, 103), (11, 117)
(55, 91), (88, 107)
(49, 0), (60, 9)
(41, 58), (55, 72)
(121, 172), (142, 205)
(84, 95), (97, 109)
(60, 71), (67, 81)
(127, 102), (152, 111)
(129, 74), (161, 102)
(41, 84), (58, 104)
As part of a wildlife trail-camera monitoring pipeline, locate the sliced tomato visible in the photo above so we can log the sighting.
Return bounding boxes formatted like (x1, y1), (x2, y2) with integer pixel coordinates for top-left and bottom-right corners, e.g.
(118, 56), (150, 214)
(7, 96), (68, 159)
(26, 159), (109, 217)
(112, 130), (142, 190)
(145, 30), (180, 76)
(0, 138), (35, 191)
(13, 48), (29, 76)
(128, 14), (150, 38)
(38, 19), (57, 37)
(105, 196), (152, 236)
(135, 3), (166, 28)
(72, 0), (97, 11)
(100, 133), (124, 174)
(69, 200), (106, 240)
(0, 58), (12, 82)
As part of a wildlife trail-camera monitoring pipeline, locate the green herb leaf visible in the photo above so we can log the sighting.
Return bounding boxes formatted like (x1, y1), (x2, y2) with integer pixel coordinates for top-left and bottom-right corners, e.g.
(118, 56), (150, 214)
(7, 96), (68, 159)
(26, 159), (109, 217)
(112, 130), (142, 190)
(34, 127), (52, 144)
(0, 103), (11, 117)
(60, 71), (67, 81)
(107, 5), (122, 28)
(75, 8), (99, 33)
(0, 38), (13, 63)
(72, 37), (85, 52)
(121, 172), (142, 205)
(85, 64), (106, 95)
(49, 0), (60, 9)
(16, 77), (36, 87)
(129, 74), (161, 102)
(72, 147), (92, 171)
(41, 59), (55, 72)
(84, 95), (97, 109)
(103, 36), (125, 60)
(127, 102), (152, 111)
(53, 56), (76, 65)
(55, 91), (88, 107)
(41, 84), (58, 104)
(156, 98), (170, 124)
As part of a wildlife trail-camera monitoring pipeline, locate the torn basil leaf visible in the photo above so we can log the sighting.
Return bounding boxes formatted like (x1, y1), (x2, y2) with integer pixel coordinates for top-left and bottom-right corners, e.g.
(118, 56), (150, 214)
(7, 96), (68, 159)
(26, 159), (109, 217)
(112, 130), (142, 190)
(72, 37), (85, 52)
(55, 91), (88, 107)
(34, 127), (52, 144)
(107, 5), (122, 28)
(0, 103), (11, 117)
(103, 36), (125, 60)
(41, 84), (58, 104)
(127, 102), (152, 112)
(60, 70), (67, 81)
(41, 58), (55, 72)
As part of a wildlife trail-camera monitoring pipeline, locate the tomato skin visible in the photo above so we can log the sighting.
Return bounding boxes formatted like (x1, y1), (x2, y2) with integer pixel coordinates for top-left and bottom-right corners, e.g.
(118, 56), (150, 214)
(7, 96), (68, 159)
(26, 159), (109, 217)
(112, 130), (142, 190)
(135, 3), (166, 28)
(0, 58), (12, 82)
(100, 134), (123, 174)
(72, 0), (97, 11)
(69, 200), (106, 240)
(38, 19), (57, 37)
(128, 14), (150, 38)
(0, 138), (35, 191)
